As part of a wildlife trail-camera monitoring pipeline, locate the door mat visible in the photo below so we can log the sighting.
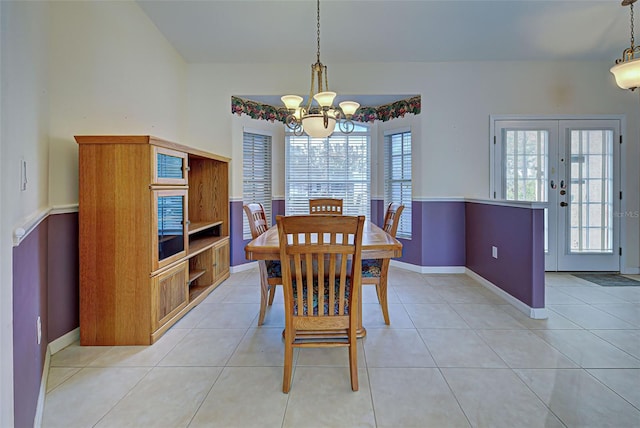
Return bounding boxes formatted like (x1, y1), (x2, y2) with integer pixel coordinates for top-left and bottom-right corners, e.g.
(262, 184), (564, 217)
(572, 273), (640, 287)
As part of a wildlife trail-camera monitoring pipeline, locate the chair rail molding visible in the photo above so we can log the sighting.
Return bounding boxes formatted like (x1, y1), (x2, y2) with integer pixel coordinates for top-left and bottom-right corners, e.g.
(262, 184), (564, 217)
(13, 204), (79, 246)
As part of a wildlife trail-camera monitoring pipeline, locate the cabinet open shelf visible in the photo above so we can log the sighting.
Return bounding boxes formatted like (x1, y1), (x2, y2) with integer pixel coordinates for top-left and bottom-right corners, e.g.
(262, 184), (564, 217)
(189, 235), (226, 256)
(188, 269), (206, 284)
(189, 284), (210, 301)
(189, 220), (223, 235)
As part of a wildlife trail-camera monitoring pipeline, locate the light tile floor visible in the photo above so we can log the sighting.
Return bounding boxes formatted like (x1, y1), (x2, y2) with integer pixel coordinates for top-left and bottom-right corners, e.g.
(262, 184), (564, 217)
(43, 268), (640, 427)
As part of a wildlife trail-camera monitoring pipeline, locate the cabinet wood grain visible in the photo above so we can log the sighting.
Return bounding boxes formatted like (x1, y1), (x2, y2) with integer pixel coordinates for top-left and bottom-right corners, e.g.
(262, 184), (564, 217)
(76, 135), (230, 345)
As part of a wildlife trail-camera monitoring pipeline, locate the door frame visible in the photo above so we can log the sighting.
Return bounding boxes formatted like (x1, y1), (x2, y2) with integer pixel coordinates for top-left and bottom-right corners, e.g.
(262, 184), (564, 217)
(489, 114), (627, 273)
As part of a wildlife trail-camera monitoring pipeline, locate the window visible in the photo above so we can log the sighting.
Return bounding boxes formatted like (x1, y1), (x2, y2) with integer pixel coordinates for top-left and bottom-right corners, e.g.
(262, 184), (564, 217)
(285, 124), (370, 217)
(384, 130), (412, 239)
(243, 132), (272, 239)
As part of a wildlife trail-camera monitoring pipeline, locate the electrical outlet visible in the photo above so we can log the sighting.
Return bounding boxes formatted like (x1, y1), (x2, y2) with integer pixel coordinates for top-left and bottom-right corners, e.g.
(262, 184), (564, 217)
(492, 246), (498, 259)
(37, 316), (42, 345)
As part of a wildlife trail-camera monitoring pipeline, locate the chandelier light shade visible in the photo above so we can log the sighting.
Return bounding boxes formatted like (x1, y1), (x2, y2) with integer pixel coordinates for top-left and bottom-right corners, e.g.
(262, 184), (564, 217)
(611, 0), (640, 90)
(281, 0), (359, 138)
(302, 114), (337, 138)
(339, 101), (360, 117)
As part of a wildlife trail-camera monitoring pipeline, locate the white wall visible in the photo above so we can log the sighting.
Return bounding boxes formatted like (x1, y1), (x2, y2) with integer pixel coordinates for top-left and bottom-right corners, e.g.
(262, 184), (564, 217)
(185, 60), (640, 270)
(0, 4), (5, 422)
(1, 0), (189, 423)
(48, 0), (188, 206)
(1, 1), (51, 424)
(1, 0), (51, 229)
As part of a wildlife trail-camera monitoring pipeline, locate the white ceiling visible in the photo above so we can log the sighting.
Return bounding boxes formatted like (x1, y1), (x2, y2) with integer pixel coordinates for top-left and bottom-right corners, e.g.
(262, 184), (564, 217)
(136, 0), (629, 64)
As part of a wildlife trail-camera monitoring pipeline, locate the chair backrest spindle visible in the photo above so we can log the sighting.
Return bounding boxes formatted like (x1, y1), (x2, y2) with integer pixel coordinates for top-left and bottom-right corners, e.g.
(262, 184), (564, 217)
(382, 202), (405, 237)
(309, 198), (343, 215)
(243, 203), (270, 239)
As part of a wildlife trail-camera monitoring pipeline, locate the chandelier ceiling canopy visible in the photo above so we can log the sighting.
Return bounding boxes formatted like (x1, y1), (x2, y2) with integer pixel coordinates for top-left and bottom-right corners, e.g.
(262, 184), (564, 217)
(611, 0), (640, 90)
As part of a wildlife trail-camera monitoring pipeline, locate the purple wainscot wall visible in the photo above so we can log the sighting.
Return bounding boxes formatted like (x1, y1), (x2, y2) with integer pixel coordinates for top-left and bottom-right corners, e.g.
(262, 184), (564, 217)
(47, 212), (79, 340)
(370, 199), (385, 227)
(398, 200), (466, 267)
(272, 199), (285, 221)
(230, 200), (248, 267)
(13, 211), (80, 427)
(421, 201), (466, 267)
(231, 199), (286, 268)
(465, 201), (545, 309)
(13, 219), (49, 428)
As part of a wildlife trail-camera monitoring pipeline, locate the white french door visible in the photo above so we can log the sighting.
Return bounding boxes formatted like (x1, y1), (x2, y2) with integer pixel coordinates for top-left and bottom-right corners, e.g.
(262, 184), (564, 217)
(493, 119), (621, 272)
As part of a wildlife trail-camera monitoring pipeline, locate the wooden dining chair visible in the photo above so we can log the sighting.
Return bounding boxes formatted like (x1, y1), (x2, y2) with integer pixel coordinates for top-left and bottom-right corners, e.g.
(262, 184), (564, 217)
(243, 203), (281, 326)
(277, 214), (365, 393)
(362, 202), (404, 325)
(309, 198), (343, 215)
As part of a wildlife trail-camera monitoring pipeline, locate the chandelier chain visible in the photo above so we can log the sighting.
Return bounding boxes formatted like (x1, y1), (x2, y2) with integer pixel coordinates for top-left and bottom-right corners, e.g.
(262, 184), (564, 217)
(281, 0), (359, 136)
(316, 0), (321, 63)
(632, 3), (635, 48)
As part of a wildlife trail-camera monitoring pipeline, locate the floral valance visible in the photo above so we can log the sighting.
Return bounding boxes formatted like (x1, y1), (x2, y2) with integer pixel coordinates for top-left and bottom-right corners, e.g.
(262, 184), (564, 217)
(231, 95), (421, 124)
(231, 96), (289, 123)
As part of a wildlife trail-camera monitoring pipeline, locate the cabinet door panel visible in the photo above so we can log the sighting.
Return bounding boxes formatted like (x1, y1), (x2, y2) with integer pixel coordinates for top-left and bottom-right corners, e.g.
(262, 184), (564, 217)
(152, 189), (188, 270)
(153, 146), (188, 185)
(152, 262), (188, 331)
(214, 240), (230, 282)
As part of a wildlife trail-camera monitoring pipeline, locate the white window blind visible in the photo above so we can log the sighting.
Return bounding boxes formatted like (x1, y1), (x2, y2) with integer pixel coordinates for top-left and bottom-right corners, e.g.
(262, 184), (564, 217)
(243, 132), (272, 239)
(384, 131), (412, 239)
(285, 128), (370, 217)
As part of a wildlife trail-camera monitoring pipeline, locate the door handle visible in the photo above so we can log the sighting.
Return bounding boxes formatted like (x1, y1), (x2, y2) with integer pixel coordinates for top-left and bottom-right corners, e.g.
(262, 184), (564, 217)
(560, 202), (568, 207)
(560, 180), (566, 189)
(550, 180), (557, 189)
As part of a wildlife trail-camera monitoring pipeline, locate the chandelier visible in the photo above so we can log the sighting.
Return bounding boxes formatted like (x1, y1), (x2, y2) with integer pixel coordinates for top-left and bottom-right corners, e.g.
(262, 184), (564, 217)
(611, 0), (640, 90)
(281, 0), (359, 138)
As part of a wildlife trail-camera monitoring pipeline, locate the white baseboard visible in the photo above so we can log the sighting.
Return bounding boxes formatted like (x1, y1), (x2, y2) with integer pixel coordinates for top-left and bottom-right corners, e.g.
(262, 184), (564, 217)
(390, 260), (465, 274)
(33, 347), (50, 428)
(230, 262), (258, 274)
(465, 269), (548, 319)
(49, 328), (79, 355)
(421, 266), (466, 274)
(34, 328), (80, 427)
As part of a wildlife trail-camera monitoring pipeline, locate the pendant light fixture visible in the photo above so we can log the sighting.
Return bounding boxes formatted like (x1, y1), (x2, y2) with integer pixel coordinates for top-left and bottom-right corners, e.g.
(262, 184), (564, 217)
(611, 0), (640, 90)
(281, 0), (359, 138)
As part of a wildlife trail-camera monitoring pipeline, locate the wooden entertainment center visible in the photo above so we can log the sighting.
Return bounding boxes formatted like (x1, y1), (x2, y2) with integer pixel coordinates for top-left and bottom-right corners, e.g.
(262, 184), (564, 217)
(75, 135), (230, 345)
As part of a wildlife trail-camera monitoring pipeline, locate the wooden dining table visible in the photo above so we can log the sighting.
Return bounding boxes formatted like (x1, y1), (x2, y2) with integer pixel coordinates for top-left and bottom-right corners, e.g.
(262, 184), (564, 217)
(244, 219), (403, 337)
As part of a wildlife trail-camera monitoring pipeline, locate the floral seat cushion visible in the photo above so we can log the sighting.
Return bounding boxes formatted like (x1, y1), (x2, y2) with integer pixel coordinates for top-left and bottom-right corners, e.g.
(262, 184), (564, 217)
(265, 260), (281, 278)
(361, 259), (382, 278)
(291, 277), (352, 316)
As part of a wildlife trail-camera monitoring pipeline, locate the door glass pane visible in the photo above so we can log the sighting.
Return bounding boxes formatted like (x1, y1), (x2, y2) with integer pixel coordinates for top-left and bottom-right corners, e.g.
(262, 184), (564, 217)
(503, 130), (548, 202)
(568, 130), (613, 253)
(158, 195), (185, 261)
(502, 129), (549, 251)
(157, 153), (184, 180)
